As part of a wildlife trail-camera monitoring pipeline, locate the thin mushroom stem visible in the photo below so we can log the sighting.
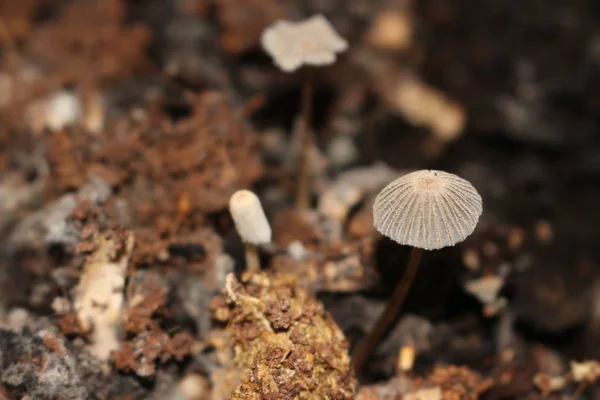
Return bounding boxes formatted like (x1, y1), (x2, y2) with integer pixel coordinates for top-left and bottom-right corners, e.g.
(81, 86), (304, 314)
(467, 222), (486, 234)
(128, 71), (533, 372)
(244, 243), (261, 272)
(296, 69), (314, 211)
(351, 247), (424, 374)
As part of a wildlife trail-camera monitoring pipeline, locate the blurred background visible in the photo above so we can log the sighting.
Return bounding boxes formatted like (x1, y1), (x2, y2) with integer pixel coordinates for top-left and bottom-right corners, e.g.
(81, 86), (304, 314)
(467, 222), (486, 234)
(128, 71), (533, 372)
(1, 0), (600, 398)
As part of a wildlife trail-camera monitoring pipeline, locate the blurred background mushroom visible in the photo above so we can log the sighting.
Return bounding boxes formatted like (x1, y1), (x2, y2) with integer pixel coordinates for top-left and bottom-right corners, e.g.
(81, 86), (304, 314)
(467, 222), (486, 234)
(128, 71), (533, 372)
(261, 14), (348, 211)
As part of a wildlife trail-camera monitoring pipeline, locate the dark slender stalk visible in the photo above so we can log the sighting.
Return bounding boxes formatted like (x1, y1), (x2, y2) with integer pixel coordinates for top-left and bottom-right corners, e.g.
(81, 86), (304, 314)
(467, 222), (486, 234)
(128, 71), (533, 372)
(296, 71), (314, 211)
(351, 247), (424, 374)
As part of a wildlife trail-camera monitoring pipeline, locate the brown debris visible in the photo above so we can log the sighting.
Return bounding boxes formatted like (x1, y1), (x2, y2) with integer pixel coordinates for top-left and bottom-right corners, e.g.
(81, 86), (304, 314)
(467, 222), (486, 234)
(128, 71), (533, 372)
(272, 209), (323, 247)
(45, 90), (262, 272)
(211, 272), (356, 399)
(0, 0), (40, 44)
(358, 365), (492, 400)
(112, 270), (193, 377)
(123, 288), (166, 334)
(270, 244), (377, 294)
(112, 328), (193, 378)
(27, 0), (151, 86)
(39, 330), (67, 359)
(348, 207), (376, 238)
(428, 365), (493, 400)
(167, 332), (195, 362)
(356, 376), (413, 399)
(73, 229), (134, 362)
(270, 205), (378, 293)
(56, 311), (87, 337)
(46, 132), (88, 192)
(215, 0), (288, 54)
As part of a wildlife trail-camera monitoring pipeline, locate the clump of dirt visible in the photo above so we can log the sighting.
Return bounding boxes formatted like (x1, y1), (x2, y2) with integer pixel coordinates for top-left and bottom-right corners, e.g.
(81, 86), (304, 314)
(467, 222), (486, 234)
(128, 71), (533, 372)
(39, 90), (264, 271)
(27, 0), (151, 86)
(112, 270), (194, 377)
(210, 272), (356, 399)
(357, 365), (492, 400)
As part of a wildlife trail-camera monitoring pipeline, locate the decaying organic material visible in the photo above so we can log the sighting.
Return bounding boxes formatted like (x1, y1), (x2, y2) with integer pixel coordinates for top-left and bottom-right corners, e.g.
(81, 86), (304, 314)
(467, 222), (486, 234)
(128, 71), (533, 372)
(27, 0), (151, 85)
(270, 207), (379, 293)
(357, 365), (492, 400)
(72, 230), (134, 362)
(211, 272), (356, 399)
(111, 270), (194, 377)
(1, 0), (599, 398)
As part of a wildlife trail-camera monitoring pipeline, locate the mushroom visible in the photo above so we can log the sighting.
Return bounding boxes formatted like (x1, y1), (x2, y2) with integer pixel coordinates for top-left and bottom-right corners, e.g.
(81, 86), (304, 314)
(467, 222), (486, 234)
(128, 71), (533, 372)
(351, 170), (482, 372)
(261, 15), (348, 211)
(229, 190), (272, 272)
(261, 14), (348, 73)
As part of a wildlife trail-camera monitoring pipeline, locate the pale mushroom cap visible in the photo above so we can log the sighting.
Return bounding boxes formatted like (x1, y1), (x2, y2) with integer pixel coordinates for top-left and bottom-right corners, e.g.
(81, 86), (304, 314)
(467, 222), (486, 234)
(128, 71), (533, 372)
(229, 190), (272, 245)
(373, 170), (482, 250)
(261, 14), (348, 73)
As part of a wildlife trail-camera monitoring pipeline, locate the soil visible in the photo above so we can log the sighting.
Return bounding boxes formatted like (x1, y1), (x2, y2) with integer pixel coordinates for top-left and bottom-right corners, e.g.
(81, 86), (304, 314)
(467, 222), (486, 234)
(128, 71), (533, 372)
(1, 0), (600, 399)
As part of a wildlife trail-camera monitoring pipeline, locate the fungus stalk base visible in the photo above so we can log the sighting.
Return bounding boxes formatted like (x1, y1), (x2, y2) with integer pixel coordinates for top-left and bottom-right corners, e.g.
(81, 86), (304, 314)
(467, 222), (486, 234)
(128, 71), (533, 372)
(296, 71), (314, 211)
(351, 247), (423, 374)
(245, 243), (261, 272)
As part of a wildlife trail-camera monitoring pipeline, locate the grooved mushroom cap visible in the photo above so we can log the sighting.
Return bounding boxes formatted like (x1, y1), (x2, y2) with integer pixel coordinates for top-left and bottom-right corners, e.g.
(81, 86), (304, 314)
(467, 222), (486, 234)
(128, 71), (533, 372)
(229, 190), (272, 245)
(260, 14), (348, 73)
(373, 170), (482, 250)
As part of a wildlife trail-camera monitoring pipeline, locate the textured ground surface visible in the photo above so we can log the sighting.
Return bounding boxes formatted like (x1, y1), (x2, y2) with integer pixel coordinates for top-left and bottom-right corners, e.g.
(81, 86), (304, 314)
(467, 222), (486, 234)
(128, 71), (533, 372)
(1, 0), (600, 398)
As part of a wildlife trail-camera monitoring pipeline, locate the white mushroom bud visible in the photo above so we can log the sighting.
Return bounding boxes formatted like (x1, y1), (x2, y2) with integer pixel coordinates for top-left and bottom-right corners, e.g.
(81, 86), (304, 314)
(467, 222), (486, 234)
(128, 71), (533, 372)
(261, 14), (348, 73)
(373, 170), (482, 250)
(229, 190), (272, 244)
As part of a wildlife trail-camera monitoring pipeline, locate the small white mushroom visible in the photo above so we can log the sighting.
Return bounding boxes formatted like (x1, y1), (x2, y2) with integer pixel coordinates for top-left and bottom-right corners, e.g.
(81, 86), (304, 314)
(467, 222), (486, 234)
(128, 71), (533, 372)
(261, 14), (348, 211)
(373, 170), (482, 250)
(229, 190), (271, 271)
(261, 14), (348, 73)
(229, 190), (271, 244)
